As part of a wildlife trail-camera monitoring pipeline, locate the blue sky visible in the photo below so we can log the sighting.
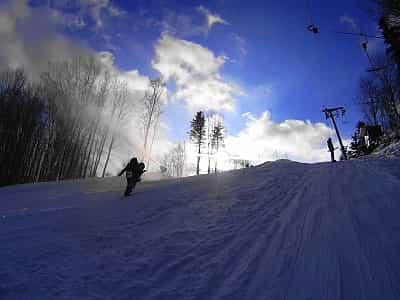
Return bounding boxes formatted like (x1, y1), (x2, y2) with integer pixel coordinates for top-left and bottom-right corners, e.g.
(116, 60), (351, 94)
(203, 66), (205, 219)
(46, 0), (383, 134)
(1, 0), (387, 163)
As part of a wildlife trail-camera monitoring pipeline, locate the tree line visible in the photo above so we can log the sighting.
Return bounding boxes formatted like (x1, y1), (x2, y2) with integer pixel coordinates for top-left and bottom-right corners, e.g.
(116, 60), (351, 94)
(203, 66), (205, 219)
(0, 57), (164, 186)
(349, 0), (400, 157)
(160, 111), (226, 178)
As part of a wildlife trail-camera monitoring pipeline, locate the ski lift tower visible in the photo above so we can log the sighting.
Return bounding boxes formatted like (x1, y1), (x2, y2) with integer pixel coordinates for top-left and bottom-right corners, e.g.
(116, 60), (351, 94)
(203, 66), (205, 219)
(322, 107), (348, 160)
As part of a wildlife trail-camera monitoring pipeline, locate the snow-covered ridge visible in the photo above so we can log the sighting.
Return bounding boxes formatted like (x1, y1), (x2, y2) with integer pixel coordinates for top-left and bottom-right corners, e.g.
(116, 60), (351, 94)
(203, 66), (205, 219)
(370, 140), (400, 158)
(1, 159), (400, 299)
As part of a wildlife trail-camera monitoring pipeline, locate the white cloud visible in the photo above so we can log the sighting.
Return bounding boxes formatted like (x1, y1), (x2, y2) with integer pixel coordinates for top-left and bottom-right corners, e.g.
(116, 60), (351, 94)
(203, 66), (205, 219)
(0, 10), (16, 33)
(161, 11), (206, 37)
(47, 0), (125, 31)
(152, 34), (240, 112)
(197, 6), (229, 29)
(254, 83), (273, 98)
(96, 51), (149, 91)
(231, 33), (247, 56)
(108, 5), (125, 17)
(78, 0), (125, 28)
(0, 0), (30, 33)
(0, 0), (93, 75)
(160, 6), (228, 38)
(7, 0), (30, 19)
(340, 14), (358, 32)
(224, 111), (336, 163)
(0, 1), (142, 91)
(51, 10), (87, 30)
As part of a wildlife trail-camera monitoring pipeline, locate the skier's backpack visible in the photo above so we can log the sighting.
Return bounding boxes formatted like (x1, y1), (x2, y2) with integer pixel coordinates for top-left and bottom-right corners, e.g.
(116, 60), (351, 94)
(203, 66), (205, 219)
(135, 163), (146, 182)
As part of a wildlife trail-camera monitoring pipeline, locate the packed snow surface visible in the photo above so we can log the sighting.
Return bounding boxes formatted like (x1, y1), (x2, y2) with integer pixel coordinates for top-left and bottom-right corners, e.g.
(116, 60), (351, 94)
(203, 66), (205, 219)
(1, 159), (400, 299)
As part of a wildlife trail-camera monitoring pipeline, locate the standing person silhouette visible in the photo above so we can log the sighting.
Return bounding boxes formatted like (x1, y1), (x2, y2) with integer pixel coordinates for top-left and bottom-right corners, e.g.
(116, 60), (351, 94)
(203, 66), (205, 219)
(327, 138), (336, 162)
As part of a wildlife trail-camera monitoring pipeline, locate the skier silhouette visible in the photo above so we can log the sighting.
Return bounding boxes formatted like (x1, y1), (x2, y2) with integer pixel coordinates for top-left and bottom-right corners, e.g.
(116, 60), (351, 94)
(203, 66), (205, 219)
(118, 158), (146, 196)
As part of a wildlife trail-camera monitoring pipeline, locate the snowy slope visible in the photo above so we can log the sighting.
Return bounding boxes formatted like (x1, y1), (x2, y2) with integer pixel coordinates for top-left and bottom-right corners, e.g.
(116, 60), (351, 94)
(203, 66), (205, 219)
(371, 140), (400, 158)
(1, 159), (400, 300)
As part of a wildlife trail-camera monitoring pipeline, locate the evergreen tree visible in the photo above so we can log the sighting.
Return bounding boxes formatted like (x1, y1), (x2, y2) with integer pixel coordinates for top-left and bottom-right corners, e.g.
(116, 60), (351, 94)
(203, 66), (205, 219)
(189, 111), (206, 175)
(212, 120), (225, 172)
(205, 113), (216, 174)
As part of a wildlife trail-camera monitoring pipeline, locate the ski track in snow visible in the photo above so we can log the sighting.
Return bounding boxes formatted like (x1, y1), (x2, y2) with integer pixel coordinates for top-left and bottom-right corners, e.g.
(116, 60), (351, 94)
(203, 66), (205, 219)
(1, 159), (400, 299)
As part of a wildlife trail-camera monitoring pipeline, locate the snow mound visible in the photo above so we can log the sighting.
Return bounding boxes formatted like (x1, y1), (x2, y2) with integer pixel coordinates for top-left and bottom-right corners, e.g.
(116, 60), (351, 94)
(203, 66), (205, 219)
(257, 159), (301, 168)
(1, 158), (400, 299)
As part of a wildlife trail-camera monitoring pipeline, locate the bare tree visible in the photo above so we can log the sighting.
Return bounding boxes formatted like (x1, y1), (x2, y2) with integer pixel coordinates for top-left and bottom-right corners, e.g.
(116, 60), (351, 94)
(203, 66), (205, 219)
(102, 79), (129, 177)
(0, 54), (148, 186)
(162, 142), (186, 177)
(359, 54), (399, 132)
(81, 70), (111, 177)
(141, 78), (165, 165)
(40, 56), (104, 180)
(360, 78), (381, 126)
(0, 55), (169, 186)
(0, 69), (46, 186)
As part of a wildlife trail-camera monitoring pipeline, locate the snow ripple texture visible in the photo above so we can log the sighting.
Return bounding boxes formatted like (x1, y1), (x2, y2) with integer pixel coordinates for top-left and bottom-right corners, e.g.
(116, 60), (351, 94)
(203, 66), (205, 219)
(1, 158), (400, 300)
